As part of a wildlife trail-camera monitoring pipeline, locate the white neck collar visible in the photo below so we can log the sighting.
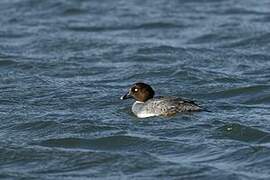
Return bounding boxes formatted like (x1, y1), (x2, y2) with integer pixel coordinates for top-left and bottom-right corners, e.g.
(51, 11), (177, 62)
(135, 101), (144, 103)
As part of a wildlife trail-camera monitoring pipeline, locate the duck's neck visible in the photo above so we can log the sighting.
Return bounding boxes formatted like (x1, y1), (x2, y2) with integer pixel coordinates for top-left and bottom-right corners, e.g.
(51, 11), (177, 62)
(135, 101), (144, 104)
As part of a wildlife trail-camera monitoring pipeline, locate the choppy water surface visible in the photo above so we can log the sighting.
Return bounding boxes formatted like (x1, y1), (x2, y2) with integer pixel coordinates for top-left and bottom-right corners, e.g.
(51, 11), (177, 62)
(1, 0), (270, 179)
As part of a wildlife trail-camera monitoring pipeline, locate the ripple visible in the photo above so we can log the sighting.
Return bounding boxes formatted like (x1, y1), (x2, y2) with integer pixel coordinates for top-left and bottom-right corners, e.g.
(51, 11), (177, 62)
(219, 8), (268, 15)
(67, 22), (186, 32)
(244, 94), (270, 105)
(189, 33), (235, 44)
(0, 145), (168, 178)
(136, 45), (186, 54)
(38, 135), (177, 152)
(0, 59), (16, 67)
(62, 8), (88, 16)
(209, 85), (270, 100)
(222, 33), (270, 48)
(135, 22), (186, 29)
(216, 123), (270, 143)
(11, 120), (60, 131)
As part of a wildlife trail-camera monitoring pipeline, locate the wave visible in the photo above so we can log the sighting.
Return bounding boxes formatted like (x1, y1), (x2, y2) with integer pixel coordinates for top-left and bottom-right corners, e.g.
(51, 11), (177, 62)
(215, 123), (270, 143)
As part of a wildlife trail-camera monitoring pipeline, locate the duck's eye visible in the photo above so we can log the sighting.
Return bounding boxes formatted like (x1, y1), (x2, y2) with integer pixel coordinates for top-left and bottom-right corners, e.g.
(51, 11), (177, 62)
(134, 88), (138, 92)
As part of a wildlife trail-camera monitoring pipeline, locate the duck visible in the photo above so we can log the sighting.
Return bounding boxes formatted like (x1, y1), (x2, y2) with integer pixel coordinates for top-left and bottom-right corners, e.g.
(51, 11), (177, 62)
(120, 82), (203, 118)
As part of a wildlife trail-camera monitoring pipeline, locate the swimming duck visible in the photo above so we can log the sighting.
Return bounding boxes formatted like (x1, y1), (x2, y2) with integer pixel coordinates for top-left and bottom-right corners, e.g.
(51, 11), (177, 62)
(121, 82), (203, 118)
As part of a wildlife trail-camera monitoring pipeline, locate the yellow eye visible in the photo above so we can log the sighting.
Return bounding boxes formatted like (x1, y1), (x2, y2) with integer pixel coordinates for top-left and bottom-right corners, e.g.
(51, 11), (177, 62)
(134, 88), (138, 92)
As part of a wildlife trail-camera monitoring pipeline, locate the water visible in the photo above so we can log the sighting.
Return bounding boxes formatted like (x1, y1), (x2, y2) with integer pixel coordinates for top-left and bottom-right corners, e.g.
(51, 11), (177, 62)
(0, 0), (270, 179)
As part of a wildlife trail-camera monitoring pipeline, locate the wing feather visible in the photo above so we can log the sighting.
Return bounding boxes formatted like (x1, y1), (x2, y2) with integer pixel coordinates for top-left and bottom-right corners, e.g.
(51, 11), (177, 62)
(144, 97), (202, 116)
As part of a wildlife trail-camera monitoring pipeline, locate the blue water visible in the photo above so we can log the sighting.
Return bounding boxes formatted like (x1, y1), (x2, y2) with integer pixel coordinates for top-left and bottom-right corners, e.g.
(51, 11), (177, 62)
(0, 0), (270, 179)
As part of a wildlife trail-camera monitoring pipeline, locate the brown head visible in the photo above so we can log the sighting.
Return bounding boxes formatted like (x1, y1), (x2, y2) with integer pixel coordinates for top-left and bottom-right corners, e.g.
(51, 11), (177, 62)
(120, 82), (155, 102)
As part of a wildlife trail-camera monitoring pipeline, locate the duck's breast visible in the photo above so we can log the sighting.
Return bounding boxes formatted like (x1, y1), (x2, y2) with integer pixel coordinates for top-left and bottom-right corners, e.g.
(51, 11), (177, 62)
(132, 101), (158, 118)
